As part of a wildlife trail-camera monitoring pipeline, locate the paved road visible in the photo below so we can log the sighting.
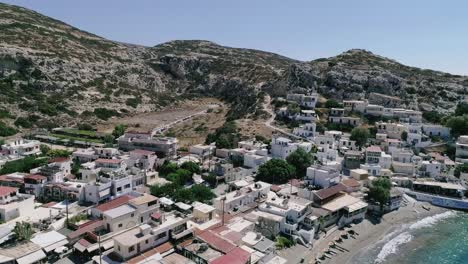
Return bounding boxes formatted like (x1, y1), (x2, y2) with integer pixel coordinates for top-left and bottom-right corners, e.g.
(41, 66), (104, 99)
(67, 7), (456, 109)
(262, 95), (313, 142)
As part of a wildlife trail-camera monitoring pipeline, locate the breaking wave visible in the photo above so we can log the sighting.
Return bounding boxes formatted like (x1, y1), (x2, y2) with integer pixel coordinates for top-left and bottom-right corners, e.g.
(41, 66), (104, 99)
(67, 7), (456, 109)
(375, 232), (413, 263)
(374, 211), (456, 263)
(409, 211), (456, 230)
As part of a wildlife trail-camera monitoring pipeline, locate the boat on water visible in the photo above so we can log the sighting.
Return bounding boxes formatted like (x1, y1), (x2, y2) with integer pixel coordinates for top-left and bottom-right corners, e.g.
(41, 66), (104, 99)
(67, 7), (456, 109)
(404, 181), (468, 211)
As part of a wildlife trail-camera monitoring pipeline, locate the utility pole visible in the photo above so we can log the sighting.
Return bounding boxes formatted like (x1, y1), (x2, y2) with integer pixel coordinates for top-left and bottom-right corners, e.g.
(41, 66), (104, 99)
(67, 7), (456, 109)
(221, 196), (226, 226)
(65, 198), (69, 228)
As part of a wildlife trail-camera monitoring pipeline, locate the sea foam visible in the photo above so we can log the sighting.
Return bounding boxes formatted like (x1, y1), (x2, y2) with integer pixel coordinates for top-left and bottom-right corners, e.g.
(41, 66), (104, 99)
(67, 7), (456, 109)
(409, 211), (456, 230)
(375, 232), (413, 263)
(375, 211), (456, 263)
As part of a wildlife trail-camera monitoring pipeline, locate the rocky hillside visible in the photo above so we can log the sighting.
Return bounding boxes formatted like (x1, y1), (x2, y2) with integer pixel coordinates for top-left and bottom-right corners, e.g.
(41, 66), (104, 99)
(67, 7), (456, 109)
(0, 3), (466, 130)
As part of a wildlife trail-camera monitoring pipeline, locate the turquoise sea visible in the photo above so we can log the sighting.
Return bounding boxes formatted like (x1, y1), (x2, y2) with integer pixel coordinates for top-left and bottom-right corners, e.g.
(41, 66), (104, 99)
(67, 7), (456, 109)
(349, 211), (468, 264)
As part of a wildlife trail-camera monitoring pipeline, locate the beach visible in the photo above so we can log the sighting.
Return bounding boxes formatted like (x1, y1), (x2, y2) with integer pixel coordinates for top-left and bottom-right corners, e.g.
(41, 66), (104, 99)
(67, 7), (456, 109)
(307, 198), (450, 264)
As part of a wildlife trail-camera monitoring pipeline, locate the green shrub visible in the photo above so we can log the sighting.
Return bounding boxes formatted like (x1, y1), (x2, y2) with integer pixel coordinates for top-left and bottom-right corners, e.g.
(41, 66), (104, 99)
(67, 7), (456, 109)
(14, 117), (33, 128)
(125, 97), (141, 108)
(0, 121), (17, 136)
(93, 108), (119, 120)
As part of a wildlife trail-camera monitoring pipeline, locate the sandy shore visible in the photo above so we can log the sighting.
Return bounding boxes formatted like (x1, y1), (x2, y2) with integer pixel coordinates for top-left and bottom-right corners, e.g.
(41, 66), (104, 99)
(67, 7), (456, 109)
(307, 199), (448, 264)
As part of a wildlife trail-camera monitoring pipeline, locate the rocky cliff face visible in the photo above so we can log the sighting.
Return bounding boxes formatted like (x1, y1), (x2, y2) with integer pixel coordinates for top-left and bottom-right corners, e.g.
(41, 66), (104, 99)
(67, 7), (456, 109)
(0, 3), (466, 129)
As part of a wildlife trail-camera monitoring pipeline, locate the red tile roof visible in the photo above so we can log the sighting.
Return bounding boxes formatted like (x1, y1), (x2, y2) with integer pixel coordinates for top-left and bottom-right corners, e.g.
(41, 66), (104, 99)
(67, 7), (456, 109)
(198, 230), (236, 254)
(67, 220), (104, 240)
(77, 238), (92, 247)
(25, 174), (47, 181)
(270, 185), (281, 192)
(366, 146), (382, 152)
(315, 183), (346, 200)
(42, 202), (57, 208)
(341, 178), (361, 188)
(94, 195), (133, 212)
(126, 242), (173, 264)
(48, 157), (70, 163)
(151, 212), (162, 219)
(95, 158), (122, 164)
(0, 186), (18, 196)
(0, 175), (23, 184)
(210, 247), (250, 264)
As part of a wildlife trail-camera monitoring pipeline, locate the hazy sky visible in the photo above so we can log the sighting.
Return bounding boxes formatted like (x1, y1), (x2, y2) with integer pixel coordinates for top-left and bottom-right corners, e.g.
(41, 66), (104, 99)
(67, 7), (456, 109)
(3, 0), (468, 75)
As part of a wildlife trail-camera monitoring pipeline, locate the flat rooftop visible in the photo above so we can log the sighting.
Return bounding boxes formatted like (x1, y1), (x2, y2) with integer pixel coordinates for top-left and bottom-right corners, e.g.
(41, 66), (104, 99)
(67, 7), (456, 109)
(103, 204), (135, 218)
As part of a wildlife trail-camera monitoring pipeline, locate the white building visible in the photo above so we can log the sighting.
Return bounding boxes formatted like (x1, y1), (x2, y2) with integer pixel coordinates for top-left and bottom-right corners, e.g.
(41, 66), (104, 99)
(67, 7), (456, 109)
(455, 136), (468, 164)
(113, 212), (191, 261)
(213, 181), (271, 212)
(421, 124), (450, 138)
(419, 161), (441, 178)
(270, 137), (312, 160)
(343, 100), (367, 113)
(328, 116), (362, 127)
(365, 104), (384, 116)
(293, 123), (316, 139)
(0, 186), (35, 222)
(294, 110), (318, 122)
(360, 164), (381, 177)
(376, 122), (407, 139)
(243, 153), (269, 171)
(1, 138), (41, 156)
(189, 144), (215, 160)
(305, 166), (340, 188)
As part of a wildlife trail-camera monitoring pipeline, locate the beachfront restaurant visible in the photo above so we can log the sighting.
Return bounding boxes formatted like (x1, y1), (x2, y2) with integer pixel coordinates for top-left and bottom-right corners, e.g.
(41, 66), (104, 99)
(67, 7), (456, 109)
(412, 181), (466, 199)
(320, 193), (368, 227)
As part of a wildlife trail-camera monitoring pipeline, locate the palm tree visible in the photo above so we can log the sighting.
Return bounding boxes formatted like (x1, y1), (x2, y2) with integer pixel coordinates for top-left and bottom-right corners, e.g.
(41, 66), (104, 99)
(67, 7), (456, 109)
(13, 222), (34, 241)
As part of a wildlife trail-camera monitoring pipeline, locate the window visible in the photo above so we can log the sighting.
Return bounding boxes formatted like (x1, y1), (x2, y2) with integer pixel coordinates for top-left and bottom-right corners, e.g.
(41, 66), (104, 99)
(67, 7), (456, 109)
(145, 239), (149, 244)
(124, 184), (131, 189)
(156, 232), (166, 240)
(117, 187), (122, 192)
(118, 246), (121, 251)
(141, 217), (144, 223)
(118, 223), (123, 228)
(129, 246), (135, 252)
(131, 213), (134, 217)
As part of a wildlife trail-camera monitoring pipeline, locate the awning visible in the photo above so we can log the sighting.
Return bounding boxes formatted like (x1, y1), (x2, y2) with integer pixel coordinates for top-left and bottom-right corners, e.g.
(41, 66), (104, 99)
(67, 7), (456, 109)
(102, 240), (114, 250)
(346, 201), (368, 213)
(43, 239), (68, 252)
(87, 243), (99, 253)
(17, 250), (46, 264)
(74, 242), (87, 252)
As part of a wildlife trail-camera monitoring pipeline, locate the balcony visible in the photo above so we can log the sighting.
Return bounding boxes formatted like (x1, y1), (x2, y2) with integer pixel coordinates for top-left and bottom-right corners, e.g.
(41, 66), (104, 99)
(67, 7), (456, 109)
(171, 228), (192, 240)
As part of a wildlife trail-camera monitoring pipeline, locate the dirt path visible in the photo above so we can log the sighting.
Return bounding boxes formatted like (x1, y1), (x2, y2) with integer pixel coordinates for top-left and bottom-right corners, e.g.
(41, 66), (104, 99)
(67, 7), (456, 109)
(262, 95), (312, 141)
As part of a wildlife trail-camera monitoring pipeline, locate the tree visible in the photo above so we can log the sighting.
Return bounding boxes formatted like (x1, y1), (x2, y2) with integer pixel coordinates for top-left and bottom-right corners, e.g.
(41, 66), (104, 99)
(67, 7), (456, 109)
(174, 188), (194, 202)
(350, 126), (370, 147)
(77, 123), (94, 131)
(401, 131), (408, 141)
(455, 102), (468, 116)
(40, 144), (51, 155)
(286, 148), (313, 178)
(180, 161), (200, 174)
(445, 115), (468, 137)
(454, 164), (468, 178)
(325, 99), (342, 109)
(256, 159), (296, 184)
(0, 137), (4, 146)
(202, 173), (217, 186)
(103, 134), (114, 146)
(286, 103), (301, 115)
(158, 161), (178, 177)
(367, 177), (392, 212)
(112, 124), (126, 138)
(47, 149), (72, 158)
(191, 184), (216, 202)
(13, 222), (34, 241)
